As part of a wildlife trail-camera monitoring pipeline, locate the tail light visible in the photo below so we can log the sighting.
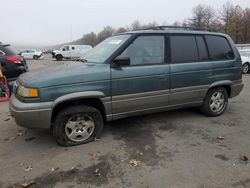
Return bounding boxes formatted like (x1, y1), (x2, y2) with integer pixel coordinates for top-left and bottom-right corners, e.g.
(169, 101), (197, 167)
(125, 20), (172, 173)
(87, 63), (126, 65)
(6, 56), (23, 64)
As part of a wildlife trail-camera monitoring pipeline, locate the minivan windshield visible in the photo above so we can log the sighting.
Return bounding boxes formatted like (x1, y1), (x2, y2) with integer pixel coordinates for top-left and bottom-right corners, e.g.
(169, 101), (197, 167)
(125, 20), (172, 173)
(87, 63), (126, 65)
(80, 34), (131, 63)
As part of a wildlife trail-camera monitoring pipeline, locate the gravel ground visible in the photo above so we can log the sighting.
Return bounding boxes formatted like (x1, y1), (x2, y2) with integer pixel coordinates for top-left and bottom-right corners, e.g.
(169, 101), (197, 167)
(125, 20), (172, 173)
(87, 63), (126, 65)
(0, 55), (250, 188)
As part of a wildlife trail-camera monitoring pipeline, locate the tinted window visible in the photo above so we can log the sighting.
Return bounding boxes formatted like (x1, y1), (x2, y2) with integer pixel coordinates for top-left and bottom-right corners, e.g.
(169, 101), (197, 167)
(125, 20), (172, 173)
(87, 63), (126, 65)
(63, 46), (69, 51)
(170, 35), (199, 63)
(196, 36), (209, 61)
(120, 35), (165, 65)
(205, 35), (234, 60)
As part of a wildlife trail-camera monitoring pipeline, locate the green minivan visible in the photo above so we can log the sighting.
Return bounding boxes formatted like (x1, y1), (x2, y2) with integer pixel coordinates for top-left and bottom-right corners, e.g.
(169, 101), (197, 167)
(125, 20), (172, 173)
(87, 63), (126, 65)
(10, 27), (244, 146)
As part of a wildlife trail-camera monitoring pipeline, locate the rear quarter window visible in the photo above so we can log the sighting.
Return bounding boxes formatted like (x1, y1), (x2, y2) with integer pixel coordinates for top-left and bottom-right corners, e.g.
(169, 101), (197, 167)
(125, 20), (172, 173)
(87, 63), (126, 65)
(205, 35), (234, 60)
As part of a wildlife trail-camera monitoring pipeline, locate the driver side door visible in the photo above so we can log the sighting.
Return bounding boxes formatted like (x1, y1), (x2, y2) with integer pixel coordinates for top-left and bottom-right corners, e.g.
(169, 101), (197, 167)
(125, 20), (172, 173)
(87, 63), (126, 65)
(111, 35), (170, 117)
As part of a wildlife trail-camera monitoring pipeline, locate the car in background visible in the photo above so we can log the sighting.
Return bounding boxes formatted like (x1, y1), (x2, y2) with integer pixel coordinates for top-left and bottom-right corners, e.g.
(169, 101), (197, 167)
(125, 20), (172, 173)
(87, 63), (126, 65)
(52, 45), (92, 61)
(0, 43), (28, 86)
(239, 50), (250, 74)
(18, 49), (44, 60)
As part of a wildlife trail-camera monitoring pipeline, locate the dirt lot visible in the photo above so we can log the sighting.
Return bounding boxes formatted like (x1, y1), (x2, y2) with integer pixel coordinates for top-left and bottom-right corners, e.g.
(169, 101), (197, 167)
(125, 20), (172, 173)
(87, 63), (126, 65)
(0, 55), (250, 188)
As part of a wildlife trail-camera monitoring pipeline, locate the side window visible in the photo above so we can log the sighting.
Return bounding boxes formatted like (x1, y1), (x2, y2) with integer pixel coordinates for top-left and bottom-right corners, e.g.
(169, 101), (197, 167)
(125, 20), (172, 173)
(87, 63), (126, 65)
(196, 36), (209, 61)
(63, 46), (69, 51)
(120, 35), (165, 65)
(170, 35), (199, 63)
(205, 35), (234, 60)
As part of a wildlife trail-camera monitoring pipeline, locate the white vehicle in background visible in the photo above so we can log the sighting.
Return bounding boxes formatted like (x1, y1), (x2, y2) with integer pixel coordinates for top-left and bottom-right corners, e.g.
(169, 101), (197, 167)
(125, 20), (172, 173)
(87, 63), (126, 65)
(52, 45), (92, 61)
(239, 50), (250, 74)
(18, 49), (44, 60)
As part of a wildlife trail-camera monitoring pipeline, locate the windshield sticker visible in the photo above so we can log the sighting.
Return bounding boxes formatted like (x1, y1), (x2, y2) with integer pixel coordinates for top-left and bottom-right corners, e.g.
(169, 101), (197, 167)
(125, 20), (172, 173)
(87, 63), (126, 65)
(109, 40), (122, 45)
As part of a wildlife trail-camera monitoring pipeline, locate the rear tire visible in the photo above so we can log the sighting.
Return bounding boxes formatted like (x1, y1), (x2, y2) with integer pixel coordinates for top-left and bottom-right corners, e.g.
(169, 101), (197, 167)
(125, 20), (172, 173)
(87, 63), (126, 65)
(200, 87), (228, 117)
(56, 54), (63, 61)
(53, 105), (103, 146)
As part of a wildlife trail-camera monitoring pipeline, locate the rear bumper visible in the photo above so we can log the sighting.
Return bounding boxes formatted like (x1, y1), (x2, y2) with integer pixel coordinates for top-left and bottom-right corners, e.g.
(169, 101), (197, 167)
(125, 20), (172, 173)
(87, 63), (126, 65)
(230, 81), (244, 98)
(9, 94), (53, 129)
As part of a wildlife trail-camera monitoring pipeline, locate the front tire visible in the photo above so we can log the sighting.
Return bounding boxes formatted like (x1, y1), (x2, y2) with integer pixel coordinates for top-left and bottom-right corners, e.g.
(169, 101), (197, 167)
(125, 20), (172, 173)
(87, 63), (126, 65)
(201, 87), (228, 117)
(56, 54), (63, 61)
(33, 55), (39, 60)
(53, 105), (103, 146)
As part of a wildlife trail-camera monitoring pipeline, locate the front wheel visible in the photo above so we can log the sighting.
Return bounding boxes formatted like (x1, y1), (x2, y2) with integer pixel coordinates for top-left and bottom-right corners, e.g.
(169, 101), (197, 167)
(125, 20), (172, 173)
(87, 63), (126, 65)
(56, 55), (63, 61)
(200, 87), (228, 117)
(33, 55), (39, 60)
(53, 105), (103, 146)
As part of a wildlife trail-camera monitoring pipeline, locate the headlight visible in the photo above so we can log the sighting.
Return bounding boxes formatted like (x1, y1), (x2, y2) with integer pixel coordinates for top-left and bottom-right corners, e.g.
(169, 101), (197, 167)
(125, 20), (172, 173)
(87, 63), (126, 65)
(17, 85), (39, 98)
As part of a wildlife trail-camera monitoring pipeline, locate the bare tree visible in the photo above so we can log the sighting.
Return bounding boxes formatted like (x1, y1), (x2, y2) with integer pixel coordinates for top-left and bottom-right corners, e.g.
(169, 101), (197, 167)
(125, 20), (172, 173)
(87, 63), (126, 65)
(242, 8), (250, 43)
(220, 1), (234, 32)
(116, 27), (128, 34)
(82, 32), (98, 46)
(130, 20), (142, 31)
(188, 4), (216, 29)
(70, 3), (250, 46)
(97, 26), (116, 43)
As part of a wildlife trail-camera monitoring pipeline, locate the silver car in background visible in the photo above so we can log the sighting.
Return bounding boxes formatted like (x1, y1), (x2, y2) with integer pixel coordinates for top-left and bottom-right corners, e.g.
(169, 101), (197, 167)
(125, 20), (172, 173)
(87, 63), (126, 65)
(239, 50), (250, 74)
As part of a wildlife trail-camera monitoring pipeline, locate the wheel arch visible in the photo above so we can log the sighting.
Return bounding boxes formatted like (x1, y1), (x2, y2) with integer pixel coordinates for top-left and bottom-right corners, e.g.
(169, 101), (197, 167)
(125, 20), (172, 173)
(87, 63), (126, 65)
(209, 81), (232, 97)
(51, 91), (109, 125)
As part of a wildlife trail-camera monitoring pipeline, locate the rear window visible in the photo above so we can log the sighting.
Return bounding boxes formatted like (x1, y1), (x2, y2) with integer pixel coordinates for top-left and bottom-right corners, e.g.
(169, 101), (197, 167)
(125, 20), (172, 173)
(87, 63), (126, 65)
(170, 35), (199, 63)
(205, 35), (234, 60)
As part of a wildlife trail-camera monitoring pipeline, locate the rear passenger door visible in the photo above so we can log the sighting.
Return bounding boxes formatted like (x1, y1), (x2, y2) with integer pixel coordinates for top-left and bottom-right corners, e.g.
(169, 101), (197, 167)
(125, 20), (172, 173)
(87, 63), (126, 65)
(169, 35), (213, 105)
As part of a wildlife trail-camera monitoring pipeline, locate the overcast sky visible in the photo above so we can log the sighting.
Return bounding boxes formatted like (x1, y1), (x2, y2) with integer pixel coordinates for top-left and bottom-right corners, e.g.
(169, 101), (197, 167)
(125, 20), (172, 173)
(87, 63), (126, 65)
(0, 0), (249, 46)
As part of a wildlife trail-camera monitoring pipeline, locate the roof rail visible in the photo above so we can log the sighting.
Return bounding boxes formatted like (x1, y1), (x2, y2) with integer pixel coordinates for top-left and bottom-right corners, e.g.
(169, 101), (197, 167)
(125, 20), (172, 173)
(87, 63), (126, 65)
(144, 26), (214, 32)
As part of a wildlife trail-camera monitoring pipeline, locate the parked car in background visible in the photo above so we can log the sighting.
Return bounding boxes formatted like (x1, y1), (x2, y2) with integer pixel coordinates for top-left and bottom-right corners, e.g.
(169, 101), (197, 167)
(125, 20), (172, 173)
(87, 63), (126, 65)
(0, 43), (28, 86)
(10, 27), (243, 146)
(239, 50), (250, 74)
(18, 49), (44, 60)
(52, 45), (92, 61)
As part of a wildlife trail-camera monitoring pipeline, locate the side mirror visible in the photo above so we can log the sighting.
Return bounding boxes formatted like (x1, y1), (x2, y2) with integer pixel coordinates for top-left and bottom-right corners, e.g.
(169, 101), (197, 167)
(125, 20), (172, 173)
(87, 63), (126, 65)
(111, 56), (130, 68)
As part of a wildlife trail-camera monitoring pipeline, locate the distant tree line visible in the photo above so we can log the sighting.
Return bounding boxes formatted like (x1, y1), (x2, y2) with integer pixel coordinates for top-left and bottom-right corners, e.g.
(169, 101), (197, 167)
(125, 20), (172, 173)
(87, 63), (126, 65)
(71, 2), (250, 46)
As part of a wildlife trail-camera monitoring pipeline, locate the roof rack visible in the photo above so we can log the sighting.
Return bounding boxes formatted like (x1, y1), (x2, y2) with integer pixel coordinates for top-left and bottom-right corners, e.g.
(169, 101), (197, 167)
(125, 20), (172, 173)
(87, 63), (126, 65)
(144, 26), (213, 32)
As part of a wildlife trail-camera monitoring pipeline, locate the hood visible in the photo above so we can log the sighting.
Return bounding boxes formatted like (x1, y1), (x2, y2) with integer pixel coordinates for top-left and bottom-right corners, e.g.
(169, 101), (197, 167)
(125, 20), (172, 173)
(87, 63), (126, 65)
(18, 61), (110, 88)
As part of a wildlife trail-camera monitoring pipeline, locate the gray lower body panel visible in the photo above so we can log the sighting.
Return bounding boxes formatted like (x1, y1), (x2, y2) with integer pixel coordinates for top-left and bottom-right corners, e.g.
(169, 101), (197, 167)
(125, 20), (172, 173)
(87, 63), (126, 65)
(229, 82), (244, 98)
(9, 95), (52, 129)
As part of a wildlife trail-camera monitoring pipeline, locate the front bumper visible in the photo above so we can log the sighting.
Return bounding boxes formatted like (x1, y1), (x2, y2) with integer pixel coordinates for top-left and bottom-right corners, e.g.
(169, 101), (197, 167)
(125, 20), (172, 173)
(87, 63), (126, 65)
(9, 94), (53, 129)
